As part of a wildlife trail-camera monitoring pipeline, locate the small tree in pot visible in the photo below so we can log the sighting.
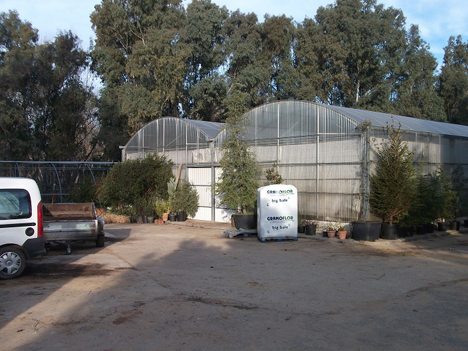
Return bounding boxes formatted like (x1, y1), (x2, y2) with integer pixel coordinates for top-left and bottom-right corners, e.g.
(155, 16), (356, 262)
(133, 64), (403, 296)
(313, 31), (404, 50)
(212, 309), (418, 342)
(216, 90), (260, 229)
(370, 122), (417, 239)
(172, 180), (199, 221)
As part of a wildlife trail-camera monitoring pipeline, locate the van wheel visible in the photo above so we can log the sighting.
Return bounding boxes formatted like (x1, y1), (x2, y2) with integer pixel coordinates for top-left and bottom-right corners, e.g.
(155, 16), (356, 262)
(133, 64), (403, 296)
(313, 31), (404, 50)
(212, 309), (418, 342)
(96, 234), (105, 247)
(0, 247), (26, 279)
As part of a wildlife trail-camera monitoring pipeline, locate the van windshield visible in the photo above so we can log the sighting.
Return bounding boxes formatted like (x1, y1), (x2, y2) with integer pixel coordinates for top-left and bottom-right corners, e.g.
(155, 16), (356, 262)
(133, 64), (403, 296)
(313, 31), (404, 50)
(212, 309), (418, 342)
(0, 189), (32, 220)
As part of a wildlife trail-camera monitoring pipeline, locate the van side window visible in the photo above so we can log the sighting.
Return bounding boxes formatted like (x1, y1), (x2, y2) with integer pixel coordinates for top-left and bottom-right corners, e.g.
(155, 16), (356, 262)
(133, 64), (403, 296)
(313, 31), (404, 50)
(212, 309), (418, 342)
(0, 189), (32, 220)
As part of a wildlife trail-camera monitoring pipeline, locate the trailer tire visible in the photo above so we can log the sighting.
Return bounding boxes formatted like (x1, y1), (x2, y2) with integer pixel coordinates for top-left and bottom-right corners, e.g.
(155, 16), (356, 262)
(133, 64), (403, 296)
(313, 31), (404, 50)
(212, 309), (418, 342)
(0, 246), (26, 279)
(96, 234), (105, 247)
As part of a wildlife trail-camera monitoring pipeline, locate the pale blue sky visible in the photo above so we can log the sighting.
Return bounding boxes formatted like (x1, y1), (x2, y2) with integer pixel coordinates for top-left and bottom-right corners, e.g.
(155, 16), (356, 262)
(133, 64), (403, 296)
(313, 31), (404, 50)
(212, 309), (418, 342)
(1, 0), (467, 68)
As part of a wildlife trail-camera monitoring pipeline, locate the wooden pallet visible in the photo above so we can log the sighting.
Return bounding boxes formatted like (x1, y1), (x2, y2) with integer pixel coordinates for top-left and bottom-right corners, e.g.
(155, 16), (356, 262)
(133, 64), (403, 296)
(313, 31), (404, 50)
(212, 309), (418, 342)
(258, 236), (298, 243)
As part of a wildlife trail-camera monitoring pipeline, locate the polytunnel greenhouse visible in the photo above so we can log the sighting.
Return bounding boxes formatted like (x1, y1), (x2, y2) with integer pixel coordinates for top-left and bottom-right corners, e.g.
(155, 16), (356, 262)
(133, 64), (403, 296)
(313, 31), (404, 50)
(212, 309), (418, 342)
(122, 101), (468, 223)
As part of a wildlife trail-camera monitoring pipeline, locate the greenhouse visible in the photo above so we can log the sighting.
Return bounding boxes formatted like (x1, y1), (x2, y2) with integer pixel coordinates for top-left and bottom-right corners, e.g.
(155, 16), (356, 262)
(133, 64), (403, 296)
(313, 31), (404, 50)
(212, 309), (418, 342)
(122, 101), (468, 223)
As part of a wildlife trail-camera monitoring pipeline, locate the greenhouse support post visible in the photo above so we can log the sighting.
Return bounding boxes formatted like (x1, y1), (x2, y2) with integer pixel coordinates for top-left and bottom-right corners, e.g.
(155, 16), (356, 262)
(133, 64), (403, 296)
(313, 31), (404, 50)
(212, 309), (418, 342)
(363, 128), (371, 221)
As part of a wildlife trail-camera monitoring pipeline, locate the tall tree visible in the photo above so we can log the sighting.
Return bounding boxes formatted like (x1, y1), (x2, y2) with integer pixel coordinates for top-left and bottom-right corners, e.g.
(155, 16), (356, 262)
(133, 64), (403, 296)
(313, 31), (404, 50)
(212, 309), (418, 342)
(439, 35), (468, 125)
(0, 11), (96, 161)
(391, 25), (446, 121)
(182, 0), (229, 121)
(295, 17), (344, 103)
(259, 15), (298, 101)
(314, 0), (408, 107)
(223, 10), (267, 109)
(32, 31), (95, 160)
(91, 0), (187, 133)
(0, 10), (38, 159)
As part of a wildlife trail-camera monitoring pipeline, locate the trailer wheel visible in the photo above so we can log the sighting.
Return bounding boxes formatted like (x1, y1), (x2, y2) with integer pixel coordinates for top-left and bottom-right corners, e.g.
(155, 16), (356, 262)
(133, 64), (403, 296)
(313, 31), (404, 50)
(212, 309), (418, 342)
(96, 234), (105, 247)
(0, 246), (26, 279)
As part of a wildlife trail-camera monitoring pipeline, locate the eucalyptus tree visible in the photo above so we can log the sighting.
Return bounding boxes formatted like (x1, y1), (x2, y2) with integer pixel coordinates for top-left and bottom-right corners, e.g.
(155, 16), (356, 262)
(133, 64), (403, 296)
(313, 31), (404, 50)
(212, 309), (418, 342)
(258, 14), (298, 101)
(313, 0), (408, 107)
(439, 35), (468, 125)
(294, 17), (343, 103)
(91, 0), (187, 133)
(223, 10), (267, 109)
(182, 0), (229, 121)
(391, 25), (446, 121)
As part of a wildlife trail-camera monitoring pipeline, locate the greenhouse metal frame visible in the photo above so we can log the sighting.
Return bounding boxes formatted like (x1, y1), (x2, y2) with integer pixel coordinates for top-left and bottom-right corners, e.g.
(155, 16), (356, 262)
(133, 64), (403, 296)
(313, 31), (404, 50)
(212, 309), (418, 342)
(0, 161), (114, 203)
(122, 101), (468, 223)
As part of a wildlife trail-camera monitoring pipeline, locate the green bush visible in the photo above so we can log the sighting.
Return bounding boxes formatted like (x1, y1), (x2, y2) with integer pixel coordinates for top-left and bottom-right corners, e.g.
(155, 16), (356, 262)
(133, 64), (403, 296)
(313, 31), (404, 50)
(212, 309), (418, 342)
(403, 174), (440, 226)
(98, 153), (173, 216)
(68, 176), (101, 204)
(172, 180), (199, 218)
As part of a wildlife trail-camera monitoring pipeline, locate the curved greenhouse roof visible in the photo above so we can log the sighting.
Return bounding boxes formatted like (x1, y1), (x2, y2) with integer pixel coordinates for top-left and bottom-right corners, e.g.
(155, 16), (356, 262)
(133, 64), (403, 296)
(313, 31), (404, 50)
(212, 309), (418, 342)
(212, 101), (468, 148)
(325, 104), (468, 137)
(123, 117), (225, 158)
(123, 101), (468, 160)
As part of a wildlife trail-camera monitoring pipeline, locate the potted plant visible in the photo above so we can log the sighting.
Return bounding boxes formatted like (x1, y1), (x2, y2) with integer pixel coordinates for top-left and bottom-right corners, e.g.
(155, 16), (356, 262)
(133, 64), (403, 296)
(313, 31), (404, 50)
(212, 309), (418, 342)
(427, 168), (458, 231)
(302, 220), (318, 236)
(216, 97), (260, 230)
(337, 225), (348, 240)
(143, 198), (155, 223)
(326, 223), (337, 238)
(297, 215), (305, 233)
(370, 122), (417, 240)
(154, 199), (168, 224)
(351, 221), (382, 241)
(265, 163), (283, 185)
(172, 180), (199, 221)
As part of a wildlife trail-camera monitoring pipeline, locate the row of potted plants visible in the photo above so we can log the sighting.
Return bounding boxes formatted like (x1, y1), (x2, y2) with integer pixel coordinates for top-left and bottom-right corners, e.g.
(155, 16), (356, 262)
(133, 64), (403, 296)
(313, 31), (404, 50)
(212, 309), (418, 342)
(154, 178), (199, 223)
(363, 122), (468, 240)
(300, 220), (349, 240)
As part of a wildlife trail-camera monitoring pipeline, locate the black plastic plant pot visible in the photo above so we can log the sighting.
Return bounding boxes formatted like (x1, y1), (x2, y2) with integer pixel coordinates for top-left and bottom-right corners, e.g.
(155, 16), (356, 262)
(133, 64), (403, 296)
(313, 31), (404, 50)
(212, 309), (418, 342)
(450, 221), (460, 231)
(416, 225), (427, 235)
(380, 223), (399, 240)
(464, 219), (468, 228)
(351, 222), (381, 241)
(437, 222), (449, 231)
(177, 212), (187, 222)
(304, 224), (316, 235)
(233, 214), (257, 230)
(425, 223), (434, 234)
(398, 226), (413, 238)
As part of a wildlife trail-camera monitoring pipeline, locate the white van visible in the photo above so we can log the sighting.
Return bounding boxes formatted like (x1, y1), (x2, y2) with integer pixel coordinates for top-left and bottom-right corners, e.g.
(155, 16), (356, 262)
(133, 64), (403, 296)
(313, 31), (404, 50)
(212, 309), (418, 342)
(0, 177), (47, 279)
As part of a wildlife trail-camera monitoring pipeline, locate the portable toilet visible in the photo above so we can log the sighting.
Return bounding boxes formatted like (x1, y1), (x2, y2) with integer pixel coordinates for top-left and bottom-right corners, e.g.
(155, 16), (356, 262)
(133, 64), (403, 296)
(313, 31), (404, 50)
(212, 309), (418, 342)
(257, 184), (298, 242)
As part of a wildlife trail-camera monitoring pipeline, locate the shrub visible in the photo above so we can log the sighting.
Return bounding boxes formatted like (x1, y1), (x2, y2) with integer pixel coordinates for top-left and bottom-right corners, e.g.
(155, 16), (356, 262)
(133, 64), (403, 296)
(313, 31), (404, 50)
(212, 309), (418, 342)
(265, 163), (283, 185)
(172, 180), (199, 217)
(98, 153), (173, 215)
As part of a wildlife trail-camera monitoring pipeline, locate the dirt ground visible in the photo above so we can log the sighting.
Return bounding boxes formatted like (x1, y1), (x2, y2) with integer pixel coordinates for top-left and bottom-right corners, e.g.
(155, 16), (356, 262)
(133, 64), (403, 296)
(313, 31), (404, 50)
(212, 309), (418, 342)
(1, 221), (468, 351)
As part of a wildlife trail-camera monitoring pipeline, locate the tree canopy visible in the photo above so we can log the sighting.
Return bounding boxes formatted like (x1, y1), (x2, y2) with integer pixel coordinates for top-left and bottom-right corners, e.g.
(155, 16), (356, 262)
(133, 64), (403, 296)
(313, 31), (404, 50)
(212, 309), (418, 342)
(2, 1), (468, 161)
(0, 10), (98, 161)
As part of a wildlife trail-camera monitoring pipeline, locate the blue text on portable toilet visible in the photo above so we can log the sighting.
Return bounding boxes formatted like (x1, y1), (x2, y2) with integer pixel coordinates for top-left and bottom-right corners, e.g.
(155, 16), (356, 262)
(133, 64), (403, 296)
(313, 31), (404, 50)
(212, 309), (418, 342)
(257, 184), (298, 242)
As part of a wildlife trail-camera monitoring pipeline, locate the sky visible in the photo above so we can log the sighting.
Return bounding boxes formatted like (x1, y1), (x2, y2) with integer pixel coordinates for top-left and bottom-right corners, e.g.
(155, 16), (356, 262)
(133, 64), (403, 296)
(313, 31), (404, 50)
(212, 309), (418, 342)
(1, 0), (467, 68)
